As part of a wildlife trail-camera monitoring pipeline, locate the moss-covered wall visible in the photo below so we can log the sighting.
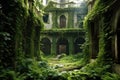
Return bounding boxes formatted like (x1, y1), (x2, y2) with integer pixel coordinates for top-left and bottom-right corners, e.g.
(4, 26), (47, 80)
(45, 9), (86, 29)
(84, 0), (120, 66)
(51, 11), (70, 29)
(52, 12), (58, 28)
(41, 1), (87, 56)
(68, 11), (74, 28)
(43, 1), (88, 29)
(40, 29), (85, 55)
(0, 0), (43, 68)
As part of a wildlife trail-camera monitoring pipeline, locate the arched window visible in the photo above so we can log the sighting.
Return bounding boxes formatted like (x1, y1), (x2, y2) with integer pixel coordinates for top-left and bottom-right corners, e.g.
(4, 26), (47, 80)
(40, 38), (51, 55)
(57, 38), (69, 55)
(43, 14), (49, 23)
(60, 15), (66, 28)
(74, 37), (85, 54)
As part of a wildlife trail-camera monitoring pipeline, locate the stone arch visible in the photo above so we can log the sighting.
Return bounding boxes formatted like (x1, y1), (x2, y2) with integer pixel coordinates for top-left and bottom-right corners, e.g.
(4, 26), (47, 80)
(40, 38), (51, 55)
(60, 15), (66, 28)
(57, 38), (69, 55)
(74, 37), (85, 54)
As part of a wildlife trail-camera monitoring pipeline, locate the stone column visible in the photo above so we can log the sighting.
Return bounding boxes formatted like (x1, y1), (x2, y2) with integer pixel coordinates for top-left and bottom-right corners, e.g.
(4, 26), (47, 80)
(52, 12), (58, 29)
(68, 37), (74, 55)
(51, 37), (57, 55)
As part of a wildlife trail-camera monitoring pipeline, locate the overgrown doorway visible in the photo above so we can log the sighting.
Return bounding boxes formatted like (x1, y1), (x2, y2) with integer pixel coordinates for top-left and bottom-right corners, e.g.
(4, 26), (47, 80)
(90, 21), (99, 59)
(40, 38), (51, 55)
(74, 37), (85, 54)
(57, 38), (69, 55)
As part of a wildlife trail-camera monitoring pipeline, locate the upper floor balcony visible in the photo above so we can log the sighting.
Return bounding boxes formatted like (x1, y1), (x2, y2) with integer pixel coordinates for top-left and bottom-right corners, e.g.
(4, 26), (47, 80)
(45, 1), (87, 10)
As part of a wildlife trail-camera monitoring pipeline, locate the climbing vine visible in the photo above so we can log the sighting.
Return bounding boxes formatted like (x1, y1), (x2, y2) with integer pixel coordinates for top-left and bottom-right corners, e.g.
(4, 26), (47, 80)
(0, 0), (120, 80)
(0, 0), (43, 68)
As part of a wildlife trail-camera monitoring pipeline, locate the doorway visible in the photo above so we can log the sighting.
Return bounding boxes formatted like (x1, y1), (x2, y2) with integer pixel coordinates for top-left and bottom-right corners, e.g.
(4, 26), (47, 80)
(57, 38), (69, 55)
(74, 37), (85, 54)
(90, 21), (99, 59)
(40, 38), (51, 55)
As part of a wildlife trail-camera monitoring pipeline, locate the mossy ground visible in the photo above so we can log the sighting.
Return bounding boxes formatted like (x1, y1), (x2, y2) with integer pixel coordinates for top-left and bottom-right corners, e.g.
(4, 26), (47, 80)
(41, 54), (120, 80)
(43, 54), (86, 72)
(1, 0), (120, 80)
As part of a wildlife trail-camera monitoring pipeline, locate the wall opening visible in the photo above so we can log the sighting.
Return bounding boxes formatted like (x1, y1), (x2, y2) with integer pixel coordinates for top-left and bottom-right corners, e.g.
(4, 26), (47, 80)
(40, 38), (51, 55)
(74, 37), (85, 54)
(43, 14), (49, 23)
(60, 15), (66, 28)
(90, 21), (99, 59)
(57, 38), (69, 55)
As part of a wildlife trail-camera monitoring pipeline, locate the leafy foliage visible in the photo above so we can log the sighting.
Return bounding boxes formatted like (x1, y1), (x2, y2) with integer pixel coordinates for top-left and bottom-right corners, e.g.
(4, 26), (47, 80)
(0, 0), (43, 68)
(0, 0), (120, 80)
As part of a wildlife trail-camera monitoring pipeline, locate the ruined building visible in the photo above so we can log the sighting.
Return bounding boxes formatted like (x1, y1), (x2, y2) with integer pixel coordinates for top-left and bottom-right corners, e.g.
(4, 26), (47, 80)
(85, 0), (120, 74)
(40, 0), (88, 55)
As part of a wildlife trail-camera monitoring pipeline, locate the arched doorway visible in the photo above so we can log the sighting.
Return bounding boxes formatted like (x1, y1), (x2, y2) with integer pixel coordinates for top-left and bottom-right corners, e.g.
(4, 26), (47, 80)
(60, 15), (66, 28)
(57, 38), (69, 55)
(40, 38), (51, 55)
(74, 37), (85, 54)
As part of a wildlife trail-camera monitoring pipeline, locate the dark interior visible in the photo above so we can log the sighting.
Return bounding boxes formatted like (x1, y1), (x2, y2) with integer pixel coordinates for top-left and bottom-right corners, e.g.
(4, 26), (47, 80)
(74, 37), (85, 54)
(40, 38), (51, 55)
(90, 21), (99, 59)
(57, 38), (69, 55)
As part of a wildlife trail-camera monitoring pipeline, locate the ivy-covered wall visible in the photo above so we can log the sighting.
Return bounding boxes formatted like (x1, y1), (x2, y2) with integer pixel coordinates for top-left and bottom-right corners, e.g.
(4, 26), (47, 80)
(40, 29), (85, 55)
(0, 0), (43, 68)
(40, 1), (87, 56)
(83, 0), (120, 71)
(43, 1), (88, 29)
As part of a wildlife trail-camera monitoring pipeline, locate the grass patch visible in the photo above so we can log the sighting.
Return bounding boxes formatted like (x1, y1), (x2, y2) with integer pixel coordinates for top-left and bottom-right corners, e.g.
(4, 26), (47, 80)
(43, 53), (87, 72)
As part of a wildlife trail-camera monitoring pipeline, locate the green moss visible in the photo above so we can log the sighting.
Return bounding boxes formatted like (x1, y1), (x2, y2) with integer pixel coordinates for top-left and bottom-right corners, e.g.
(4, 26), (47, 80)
(41, 28), (84, 33)
(84, 0), (116, 22)
(0, 0), (43, 68)
(81, 0), (119, 79)
(52, 12), (58, 28)
(68, 12), (74, 28)
(83, 0), (117, 61)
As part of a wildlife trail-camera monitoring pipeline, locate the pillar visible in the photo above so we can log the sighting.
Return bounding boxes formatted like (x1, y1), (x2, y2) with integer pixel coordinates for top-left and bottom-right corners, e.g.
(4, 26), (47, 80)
(68, 37), (74, 55)
(68, 12), (74, 28)
(51, 37), (57, 55)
